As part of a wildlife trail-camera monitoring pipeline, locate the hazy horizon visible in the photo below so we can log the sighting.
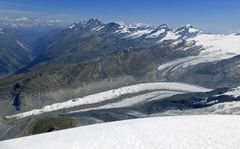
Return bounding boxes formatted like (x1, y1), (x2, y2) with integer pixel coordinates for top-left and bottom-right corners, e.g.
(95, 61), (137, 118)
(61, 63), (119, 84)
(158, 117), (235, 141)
(0, 0), (240, 33)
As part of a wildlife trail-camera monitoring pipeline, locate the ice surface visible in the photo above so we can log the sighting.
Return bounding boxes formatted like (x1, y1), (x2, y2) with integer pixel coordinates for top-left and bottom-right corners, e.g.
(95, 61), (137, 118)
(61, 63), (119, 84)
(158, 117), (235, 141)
(191, 33), (240, 56)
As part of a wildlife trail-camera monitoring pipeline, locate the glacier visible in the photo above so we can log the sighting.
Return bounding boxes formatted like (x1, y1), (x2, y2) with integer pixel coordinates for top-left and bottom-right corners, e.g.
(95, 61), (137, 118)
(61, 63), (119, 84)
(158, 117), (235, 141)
(5, 82), (211, 120)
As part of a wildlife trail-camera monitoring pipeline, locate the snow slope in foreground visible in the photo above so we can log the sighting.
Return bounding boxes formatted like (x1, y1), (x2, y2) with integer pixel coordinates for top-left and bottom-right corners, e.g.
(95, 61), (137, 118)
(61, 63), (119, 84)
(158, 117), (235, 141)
(1, 115), (240, 149)
(6, 82), (211, 119)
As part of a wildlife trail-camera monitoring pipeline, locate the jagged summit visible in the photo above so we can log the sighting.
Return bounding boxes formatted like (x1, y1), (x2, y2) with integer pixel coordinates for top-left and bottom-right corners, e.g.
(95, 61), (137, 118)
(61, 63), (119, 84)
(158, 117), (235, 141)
(84, 18), (104, 26)
(68, 18), (105, 32)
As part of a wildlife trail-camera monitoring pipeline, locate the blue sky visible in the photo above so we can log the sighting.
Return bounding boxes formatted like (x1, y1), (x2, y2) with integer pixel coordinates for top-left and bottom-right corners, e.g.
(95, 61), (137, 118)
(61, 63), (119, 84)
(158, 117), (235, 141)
(0, 0), (240, 33)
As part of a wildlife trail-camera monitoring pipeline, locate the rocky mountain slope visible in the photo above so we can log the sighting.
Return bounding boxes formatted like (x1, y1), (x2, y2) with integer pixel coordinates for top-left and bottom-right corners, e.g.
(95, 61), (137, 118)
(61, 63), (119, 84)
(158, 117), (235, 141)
(0, 29), (31, 78)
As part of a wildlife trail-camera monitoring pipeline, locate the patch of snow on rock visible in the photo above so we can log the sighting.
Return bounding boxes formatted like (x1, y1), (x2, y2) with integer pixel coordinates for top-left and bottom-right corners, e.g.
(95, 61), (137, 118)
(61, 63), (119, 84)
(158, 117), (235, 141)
(146, 29), (165, 38)
(159, 31), (180, 42)
(17, 40), (27, 49)
(221, 87), (240, 98)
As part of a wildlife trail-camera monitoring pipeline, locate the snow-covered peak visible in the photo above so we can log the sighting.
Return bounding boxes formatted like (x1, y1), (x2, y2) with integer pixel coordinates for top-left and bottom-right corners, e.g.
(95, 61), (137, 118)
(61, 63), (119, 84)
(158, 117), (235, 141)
(185, 24), (193, 28)
(145, 24), (170, 39)
(109, 23), (130, 34)
(175, 24), (202, 39)
(176, 24), (194, 30)
(155, 24), (202, 42)
(69, 19), (105, 32)
(84, 18), (104, 27)
(156, 24), (169, 30)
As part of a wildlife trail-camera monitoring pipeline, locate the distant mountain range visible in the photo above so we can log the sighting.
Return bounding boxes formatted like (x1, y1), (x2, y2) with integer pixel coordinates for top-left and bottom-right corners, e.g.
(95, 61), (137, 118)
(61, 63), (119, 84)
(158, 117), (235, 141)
(1, 18), (240, 141)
